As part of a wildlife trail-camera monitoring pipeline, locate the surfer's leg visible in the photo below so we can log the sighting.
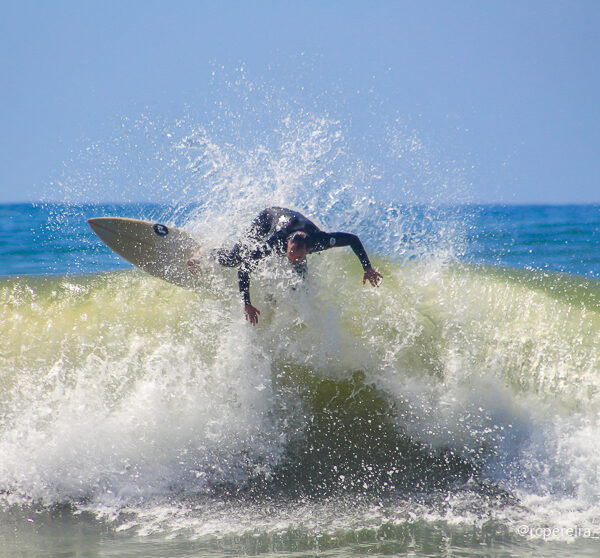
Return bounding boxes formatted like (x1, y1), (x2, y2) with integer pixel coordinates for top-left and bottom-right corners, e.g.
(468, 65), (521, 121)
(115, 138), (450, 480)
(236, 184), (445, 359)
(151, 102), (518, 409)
(212, 209), (275, 269)
(246, 209), (273, 242)
(292, 260), (307, 280)
(188, 242), (244, 275)
(215, 243), (244, 267)
(216, 211), (272, 267)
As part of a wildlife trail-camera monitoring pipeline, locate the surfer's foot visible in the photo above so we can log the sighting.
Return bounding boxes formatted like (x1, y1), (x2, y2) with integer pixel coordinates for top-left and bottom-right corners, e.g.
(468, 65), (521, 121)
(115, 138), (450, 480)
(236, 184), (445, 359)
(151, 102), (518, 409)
(187, 258), (203, 275)
(187, 248), (203, 275)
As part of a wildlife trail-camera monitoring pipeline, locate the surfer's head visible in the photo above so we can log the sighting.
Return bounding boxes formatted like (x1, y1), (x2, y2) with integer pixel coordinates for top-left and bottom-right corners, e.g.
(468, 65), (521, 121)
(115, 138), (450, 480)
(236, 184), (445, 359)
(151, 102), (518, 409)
(286, 232), (310, 263)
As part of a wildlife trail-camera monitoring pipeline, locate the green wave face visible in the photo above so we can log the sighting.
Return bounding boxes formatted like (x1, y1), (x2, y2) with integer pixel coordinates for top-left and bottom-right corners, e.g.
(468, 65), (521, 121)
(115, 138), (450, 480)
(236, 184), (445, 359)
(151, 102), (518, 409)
(0, 257), (599, 514)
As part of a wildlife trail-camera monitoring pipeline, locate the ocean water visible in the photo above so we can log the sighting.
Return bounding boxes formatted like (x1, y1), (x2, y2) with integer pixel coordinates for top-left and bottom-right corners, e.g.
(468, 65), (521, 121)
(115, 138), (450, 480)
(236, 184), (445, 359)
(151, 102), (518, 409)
(1, 199), (599, 558)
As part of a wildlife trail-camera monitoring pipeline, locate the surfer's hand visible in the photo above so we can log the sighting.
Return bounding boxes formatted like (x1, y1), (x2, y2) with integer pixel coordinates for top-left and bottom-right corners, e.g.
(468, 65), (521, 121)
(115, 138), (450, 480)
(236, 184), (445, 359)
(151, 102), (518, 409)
(244, 304), (261, 325)
(363, 266), (383, 287)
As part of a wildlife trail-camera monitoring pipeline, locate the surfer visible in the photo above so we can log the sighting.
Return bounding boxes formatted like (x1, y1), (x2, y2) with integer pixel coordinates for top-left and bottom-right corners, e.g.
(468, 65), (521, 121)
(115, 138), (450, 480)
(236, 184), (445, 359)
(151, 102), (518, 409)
(190, 207), (382, 325)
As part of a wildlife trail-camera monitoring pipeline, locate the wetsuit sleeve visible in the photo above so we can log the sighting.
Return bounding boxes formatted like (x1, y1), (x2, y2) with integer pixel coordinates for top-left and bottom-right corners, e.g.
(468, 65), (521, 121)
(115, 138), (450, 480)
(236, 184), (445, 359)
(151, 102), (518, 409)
(237, 243), (274, 306)
(311, 231), (372, 270)
(238, 268), (252, 306)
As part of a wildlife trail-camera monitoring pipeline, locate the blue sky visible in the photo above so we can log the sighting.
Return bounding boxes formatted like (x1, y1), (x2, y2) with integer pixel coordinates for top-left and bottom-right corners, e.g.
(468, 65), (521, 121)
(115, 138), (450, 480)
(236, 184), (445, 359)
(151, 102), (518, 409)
(2, 0), (599, 204)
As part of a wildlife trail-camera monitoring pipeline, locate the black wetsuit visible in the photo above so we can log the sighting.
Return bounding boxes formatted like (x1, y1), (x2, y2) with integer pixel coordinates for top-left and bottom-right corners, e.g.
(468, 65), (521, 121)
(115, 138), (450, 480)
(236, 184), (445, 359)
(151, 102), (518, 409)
(217, 207), (372, 305)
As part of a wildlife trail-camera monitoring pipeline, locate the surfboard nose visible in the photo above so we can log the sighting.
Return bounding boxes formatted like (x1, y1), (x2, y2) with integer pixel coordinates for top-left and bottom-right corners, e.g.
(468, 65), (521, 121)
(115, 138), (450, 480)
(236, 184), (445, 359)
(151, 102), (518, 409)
(88, 218), (101, 236)
(87, 217), (110, 234)
(87, 217), (132, 246)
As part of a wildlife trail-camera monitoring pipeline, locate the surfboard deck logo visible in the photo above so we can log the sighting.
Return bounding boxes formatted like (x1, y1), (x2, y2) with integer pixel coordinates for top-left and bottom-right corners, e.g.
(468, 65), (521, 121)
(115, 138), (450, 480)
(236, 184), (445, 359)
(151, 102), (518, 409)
(153, 223), (169, 237)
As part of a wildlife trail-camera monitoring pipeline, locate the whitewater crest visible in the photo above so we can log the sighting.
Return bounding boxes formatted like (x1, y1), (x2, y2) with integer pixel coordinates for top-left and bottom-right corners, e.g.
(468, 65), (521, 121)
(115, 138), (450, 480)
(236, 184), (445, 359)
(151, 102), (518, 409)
(1, 253), (599, 529)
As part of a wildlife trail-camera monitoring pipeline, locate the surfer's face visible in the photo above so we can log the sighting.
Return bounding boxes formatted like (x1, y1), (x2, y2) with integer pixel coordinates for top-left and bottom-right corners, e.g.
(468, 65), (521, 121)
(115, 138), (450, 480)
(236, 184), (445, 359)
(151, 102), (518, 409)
(286, 240), (308, 264)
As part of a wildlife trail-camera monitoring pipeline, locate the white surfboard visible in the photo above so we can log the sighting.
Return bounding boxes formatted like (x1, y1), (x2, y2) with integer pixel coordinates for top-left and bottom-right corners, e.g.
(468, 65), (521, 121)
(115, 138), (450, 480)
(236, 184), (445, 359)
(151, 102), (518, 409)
(88, 217), (206, 289)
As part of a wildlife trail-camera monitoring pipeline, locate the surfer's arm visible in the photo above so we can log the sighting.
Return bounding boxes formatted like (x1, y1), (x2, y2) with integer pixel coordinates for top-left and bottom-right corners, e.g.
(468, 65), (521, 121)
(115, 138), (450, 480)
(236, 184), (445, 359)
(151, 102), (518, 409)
(237, 268), (261, 325)
(235, 240), (274, 304)
(329, 232), (372, 270)
(313, 232), (382, 286)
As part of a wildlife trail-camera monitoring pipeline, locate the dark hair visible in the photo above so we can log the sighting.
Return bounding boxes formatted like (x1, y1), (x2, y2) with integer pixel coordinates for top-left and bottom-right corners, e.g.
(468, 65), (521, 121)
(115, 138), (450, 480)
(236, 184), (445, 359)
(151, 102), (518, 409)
(287, 231), (310, 250)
